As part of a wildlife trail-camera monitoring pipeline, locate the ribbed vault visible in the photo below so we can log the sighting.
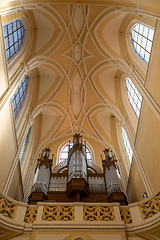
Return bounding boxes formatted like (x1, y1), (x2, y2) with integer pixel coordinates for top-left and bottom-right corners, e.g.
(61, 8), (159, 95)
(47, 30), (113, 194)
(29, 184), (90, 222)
(25, 4), (132, 155)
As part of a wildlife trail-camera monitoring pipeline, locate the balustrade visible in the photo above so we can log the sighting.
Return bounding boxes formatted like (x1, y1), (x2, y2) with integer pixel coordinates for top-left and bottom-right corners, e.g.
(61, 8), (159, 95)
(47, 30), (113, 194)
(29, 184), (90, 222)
(0, 189), (160, 236)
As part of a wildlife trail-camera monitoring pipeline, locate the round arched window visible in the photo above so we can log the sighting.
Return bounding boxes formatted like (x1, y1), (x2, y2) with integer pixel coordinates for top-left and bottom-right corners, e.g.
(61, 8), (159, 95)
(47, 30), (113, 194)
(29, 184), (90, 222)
(60, 141), (92, 162)
(131, 23), (154, 63)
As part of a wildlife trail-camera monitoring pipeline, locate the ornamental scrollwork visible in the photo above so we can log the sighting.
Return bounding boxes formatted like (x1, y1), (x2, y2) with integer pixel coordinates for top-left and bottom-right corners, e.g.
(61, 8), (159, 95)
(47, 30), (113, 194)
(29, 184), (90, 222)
(24, 208), (37, 223)
(120, 208), (132, 224)
(0, 196), (16, 219)
(42, 206), (74, 221)
(139, 193), (160, 220)
(83, 206), (115, 221)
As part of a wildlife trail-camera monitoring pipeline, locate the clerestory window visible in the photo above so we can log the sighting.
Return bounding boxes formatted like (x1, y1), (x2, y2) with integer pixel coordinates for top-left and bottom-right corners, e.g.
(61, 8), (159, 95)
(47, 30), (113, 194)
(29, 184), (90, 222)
(126, 78), (142, 118)
(12, 76), (29, 119)
(3, 20), (25, 61)
(19, 126), (32, 165)
(131, 23), (154, 63)
(121, 127), (133, 163)
(60, 142), (92, 162)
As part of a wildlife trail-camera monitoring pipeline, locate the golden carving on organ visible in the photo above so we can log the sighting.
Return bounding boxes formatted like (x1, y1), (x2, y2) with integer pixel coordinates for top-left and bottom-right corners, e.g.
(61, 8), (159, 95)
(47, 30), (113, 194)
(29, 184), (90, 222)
(28, 134), (127, 205)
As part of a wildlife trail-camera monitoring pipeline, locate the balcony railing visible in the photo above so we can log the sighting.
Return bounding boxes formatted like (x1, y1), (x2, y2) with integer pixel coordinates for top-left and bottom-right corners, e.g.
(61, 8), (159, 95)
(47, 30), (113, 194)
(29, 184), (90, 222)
(0, 189), (160, 239)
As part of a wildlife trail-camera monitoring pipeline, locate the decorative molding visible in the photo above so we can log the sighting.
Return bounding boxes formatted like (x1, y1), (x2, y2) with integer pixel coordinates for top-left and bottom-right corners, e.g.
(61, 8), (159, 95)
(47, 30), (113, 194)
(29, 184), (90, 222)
(83, 206), (115, 221)
(140, 193), (160, 220)
(0, 196), (16, 219)
(42, 206), (74, 221)
(120, 208), (132, 224)
(24, 207), (37, 223)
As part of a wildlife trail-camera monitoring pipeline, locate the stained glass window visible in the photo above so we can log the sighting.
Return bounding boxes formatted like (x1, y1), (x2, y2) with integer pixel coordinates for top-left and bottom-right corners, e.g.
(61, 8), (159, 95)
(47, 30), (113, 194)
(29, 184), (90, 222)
(60, 142), (92, 162)
(131, 23), (154, 63)
(121, 127), (133, 163)
(12, 76), (28, 119)
(19, 126), (32, 165)
(3, 20), (25, 61)
(126, 78), (142, 118)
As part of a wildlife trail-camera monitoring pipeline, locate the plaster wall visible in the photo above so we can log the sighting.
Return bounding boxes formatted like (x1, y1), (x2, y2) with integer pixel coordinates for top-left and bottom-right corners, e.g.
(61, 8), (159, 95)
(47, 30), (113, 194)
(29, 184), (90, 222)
(7, 161), (23, 201)
(0, 103), (16, 191)
(147, 20), (160, 106)
(127, 157), (146, 203)
(0, 17), (8, 97)
(11, 231), (128, 240)
(136, 102), (160, 193)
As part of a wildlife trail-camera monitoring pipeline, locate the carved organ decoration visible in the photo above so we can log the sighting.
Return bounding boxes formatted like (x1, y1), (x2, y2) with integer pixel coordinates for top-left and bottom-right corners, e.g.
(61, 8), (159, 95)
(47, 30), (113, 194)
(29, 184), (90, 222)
(101, 148), (121, 195)
(28, 134), (127, 205)
(30, 148), (53, 202)
(101, 148), (127, 204)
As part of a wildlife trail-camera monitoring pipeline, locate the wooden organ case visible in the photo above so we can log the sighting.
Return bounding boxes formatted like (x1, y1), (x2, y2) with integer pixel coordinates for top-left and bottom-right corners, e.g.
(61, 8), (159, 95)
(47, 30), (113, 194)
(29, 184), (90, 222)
(28, 134), (127, 205)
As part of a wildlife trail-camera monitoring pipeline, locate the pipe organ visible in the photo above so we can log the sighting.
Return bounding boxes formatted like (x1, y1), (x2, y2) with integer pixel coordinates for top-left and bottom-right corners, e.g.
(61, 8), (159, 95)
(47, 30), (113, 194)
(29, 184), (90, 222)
(28, 134), (127, 205)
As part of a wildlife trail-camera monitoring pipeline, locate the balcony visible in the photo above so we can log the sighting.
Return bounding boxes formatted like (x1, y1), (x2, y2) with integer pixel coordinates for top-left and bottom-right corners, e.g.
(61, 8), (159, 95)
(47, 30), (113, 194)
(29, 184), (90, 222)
(0, 189), (160, 240)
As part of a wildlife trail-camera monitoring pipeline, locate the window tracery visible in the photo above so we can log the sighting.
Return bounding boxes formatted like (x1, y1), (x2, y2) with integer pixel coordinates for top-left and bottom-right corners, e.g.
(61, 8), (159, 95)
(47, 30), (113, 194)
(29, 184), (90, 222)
(19, 126), (32, 165)
(131, 23), (154, 63)
(12, 76), (28, 119)
(121, 127), (133, 163)
(3, 20), (25, 61)
(60, 142), (92, 162)
(126, 78), (142, 118)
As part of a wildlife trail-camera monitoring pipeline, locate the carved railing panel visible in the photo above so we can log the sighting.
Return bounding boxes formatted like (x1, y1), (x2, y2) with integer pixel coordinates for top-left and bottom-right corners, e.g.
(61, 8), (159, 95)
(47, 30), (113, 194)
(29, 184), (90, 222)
(83, 206), (115, 221)
(0, 196), (16, 219)
(120, 209), (132, 224)
(140, 193), (160, 220)
(24, 208), (37, 223)
(42, 206), (74, 221)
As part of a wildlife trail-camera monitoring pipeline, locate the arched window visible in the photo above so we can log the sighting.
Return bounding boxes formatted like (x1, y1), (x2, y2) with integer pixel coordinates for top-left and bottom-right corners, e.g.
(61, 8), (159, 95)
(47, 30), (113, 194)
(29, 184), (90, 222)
(131, 23), (154, 63)
(19, 126), (32, 165)
(12, 76), (28, 119)
(126, 78), (142, 118)
(3, 20), (25, 61)
(121, 127), (133, 163)
(60, 142), (92, 162)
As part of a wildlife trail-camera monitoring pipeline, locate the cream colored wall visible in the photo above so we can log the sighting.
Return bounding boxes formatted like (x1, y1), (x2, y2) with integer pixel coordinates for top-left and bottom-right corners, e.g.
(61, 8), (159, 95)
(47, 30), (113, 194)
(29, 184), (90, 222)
(136, 102), (160, 193)
(130, 19), (160, 195)
(127, 235), (146, 240)
(11, 231), (127, 240)
(127, 157), (146, 203)
(0, 102), (16, 191)
(0, 17), (8, 98)
(147, 20), (160, 106)
(7, 161), (23, 201)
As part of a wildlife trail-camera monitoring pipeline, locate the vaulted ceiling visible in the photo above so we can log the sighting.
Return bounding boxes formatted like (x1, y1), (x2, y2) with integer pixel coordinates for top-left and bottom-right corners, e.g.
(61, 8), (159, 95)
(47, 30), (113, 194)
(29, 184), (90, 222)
(26, 4), (131, 153)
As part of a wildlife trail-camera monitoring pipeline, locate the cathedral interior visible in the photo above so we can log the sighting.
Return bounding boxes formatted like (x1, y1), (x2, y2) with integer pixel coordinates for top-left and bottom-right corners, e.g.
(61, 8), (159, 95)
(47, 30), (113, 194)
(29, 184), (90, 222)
(0, 0), (160, 240)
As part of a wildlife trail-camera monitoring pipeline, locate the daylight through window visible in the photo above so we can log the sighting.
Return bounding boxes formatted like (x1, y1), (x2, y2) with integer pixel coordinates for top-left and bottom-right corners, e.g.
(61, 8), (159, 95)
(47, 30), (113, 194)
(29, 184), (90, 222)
(121, 127), (133, 163)
(12, 76), (28, 119)
(3, 20), (25, 61)
(126, 78), (142, 118)
(60, 142), (92, 162)
(131, 23), (154, 63)
(19, 126), (32, 165)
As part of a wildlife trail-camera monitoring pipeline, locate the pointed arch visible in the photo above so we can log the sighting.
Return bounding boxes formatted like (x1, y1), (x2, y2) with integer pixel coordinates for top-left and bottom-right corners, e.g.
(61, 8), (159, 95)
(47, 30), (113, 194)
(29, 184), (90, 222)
(131, 23), (154, 63)
(3, 20), (25, 61)
(126, 77), (142, 118)
(121, 127), (133, 164)
(12, 76), (29, 119)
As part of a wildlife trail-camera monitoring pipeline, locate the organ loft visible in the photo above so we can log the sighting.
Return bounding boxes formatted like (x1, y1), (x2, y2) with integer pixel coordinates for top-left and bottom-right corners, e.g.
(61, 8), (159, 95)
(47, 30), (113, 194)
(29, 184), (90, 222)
(28, 133), (127, 205)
